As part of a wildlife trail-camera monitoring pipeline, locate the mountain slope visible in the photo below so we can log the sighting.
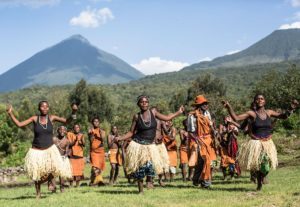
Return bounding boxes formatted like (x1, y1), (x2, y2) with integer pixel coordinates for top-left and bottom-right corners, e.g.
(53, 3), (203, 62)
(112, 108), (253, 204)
(0, 35), (144, 92)
(184, 29), (300, 70)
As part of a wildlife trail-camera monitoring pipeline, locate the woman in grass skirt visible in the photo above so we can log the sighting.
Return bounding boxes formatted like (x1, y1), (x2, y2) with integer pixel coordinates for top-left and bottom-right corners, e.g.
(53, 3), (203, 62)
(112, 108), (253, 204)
(6, 101), (77, 198)
(222, 95), (298, 190)
(116, 95), (184, 194)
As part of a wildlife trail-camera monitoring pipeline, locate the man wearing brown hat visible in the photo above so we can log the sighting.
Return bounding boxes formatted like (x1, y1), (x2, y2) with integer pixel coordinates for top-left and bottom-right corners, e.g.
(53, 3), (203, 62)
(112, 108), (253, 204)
(187, 95), (217, 188)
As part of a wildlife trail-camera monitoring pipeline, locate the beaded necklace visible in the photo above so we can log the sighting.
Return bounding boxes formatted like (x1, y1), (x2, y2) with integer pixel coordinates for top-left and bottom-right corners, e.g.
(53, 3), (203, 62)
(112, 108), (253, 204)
(141, 110), (151, 127)
(39, 115), (48, 130)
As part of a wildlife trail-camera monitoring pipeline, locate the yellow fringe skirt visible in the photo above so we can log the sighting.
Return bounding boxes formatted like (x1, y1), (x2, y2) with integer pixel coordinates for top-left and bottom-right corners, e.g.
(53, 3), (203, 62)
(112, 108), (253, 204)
(238, 139), (278, 171)
(156, 143), (170, 170)
(24, 145), (68, 181)
(125, 141), (165, 175)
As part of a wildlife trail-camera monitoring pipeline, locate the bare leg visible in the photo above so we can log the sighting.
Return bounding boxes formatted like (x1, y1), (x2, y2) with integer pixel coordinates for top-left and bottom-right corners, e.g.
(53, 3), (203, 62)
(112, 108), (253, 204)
(138, 179), (144, 194)
(158, 174), (165, 187)
(75, 176), (80, 187)
(180, 164), (187, 182)
(146, 176), (154, 189)
(114, 165), (119, 184)
(109, 164), (116, 185)
(35, 181), (41, 199)
(164, 172), (170, 182)
(59, 177), (65, 192)
(256, 171), (263, 191)
(188, 167), (194, 181)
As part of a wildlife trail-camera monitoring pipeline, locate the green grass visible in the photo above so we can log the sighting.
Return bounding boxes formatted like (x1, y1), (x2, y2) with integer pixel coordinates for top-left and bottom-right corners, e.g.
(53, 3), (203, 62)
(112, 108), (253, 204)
(1, 135), (300, 207)
(0, 162), (299, 207)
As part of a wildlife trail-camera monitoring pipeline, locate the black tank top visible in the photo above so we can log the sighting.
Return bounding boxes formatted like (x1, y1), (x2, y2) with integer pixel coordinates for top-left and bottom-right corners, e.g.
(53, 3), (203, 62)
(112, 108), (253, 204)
(32, 115), (53, 149)
(251, 111), (272, 138)
(133, 110), (157, 145)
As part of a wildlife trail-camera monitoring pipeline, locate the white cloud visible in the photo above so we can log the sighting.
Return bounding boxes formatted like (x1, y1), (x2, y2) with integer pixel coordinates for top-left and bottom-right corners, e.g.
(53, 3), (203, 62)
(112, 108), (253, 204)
(0, 0), (60, 8)
(132, 57), (189, 75)
(198, 57), (212, 62)
(279, 21), (300, 29)
(226, 50), (240, 55)
(290, 0), (300, 7)
(70, 7), (114, 28)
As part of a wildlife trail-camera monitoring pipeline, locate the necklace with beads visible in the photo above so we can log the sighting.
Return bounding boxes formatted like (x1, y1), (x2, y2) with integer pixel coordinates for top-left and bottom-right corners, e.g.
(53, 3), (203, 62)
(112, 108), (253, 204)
(256, 109), (267, 120)
(141, 110), (151, 127)
(39, 115), (48, 130)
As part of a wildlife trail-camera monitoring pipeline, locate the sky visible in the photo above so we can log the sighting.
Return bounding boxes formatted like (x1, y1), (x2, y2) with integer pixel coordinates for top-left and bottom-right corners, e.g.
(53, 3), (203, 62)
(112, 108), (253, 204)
(1, 0), (300, 75)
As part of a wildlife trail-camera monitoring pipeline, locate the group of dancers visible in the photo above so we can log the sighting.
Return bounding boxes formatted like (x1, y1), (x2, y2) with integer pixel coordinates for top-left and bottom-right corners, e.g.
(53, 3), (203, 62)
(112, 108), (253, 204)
(6, 93), (298, 197)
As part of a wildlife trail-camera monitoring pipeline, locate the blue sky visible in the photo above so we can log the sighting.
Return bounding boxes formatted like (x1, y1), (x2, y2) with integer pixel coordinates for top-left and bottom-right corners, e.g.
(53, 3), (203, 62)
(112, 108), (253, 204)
(1, 0), (300, 75)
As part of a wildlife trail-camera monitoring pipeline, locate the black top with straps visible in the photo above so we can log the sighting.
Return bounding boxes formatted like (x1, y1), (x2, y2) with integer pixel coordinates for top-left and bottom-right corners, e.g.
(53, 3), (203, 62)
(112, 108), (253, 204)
(133, 110), (157, 145)
(32, 115), (53, 149)
(251, 111), (272, 138)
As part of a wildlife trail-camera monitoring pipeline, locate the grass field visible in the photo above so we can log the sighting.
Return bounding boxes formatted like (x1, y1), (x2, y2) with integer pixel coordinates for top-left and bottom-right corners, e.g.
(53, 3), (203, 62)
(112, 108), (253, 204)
(0, 136), (300, 207)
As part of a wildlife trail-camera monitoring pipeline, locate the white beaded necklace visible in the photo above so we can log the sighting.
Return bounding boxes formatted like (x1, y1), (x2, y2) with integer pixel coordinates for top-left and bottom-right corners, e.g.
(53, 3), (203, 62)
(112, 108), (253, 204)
(39, 115), (48, 130)
(141, 110), (151, 127)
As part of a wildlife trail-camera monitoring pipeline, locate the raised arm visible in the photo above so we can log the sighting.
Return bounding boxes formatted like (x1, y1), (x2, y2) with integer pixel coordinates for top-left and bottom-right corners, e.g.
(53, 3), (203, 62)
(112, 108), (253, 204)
(51, 104), (78, 124)
(153, 106), (184, 121)
(222, 101), (252, 121)
(268, 99), (299, 119)
(6, 104), (35, 127)
(116, 114), (137, 141)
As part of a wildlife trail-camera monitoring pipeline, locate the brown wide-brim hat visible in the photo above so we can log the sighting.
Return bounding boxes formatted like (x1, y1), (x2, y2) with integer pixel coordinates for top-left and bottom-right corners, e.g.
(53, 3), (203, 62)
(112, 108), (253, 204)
(191, 95), (209, 106)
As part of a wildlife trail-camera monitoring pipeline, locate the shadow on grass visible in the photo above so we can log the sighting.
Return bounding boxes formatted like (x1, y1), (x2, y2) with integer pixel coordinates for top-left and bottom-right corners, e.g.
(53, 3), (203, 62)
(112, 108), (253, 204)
(0, 194), (53, 200)
(212, 180), (251, 185)
(207, 187), (255, 192)
(80, 189), (139, 194)
(0, 195), (37, 200)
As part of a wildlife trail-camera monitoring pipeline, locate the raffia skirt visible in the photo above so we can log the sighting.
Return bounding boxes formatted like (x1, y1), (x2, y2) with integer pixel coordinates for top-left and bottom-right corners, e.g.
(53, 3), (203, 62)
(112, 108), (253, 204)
(237, 139), (278, 171)
(24, 145), (68, 181)
(125, 141), (165, 175)
(156, 143), (170, 170)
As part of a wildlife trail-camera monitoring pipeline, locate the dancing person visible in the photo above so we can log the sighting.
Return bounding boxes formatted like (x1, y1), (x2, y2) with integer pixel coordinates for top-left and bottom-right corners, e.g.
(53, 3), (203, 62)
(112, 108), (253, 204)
(162, 120), (177, 182)
(218, 116), (241, 180)
(52, 126), (73, 192)
(116, 95), (184, 194)
(179, 119), (189, 182)
(88, 117), (106, 186)
(222, 95), (298, 190)
(152, 107), (169, 187)
(187, 95), (217, 188)
(6, 101), (77, 198)
(108, 125), (122, 185)
(68, 124), (85, 187)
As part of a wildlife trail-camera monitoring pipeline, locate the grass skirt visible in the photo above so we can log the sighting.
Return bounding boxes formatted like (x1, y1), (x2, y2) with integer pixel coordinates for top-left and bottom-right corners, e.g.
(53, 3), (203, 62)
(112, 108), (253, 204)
(156, 143), (170, 170)
(60, 156), (73, 179)
(125, 141), (164, 175)
(24, 145), (67, 181)
(238, 139), (278, 171)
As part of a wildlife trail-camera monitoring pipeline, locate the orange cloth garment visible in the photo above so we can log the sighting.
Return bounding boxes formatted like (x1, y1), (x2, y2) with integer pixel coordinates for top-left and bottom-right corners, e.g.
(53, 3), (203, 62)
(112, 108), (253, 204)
(180, 147), (188, 164)
(219, 146), (235, 168)
(193, 110), (217, 181)
(109, 148), (123, 165)
(168, 150), (177, 167)
(68, 132), (84, 157)
(70, 158), (84, 177)
(163, 130), (177, 167)
(188, 139), (197, 167)
(90, 128), (105, 171)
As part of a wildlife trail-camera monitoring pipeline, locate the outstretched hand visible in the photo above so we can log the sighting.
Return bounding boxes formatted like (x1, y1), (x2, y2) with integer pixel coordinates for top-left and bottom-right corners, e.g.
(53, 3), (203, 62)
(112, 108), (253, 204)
(88, 128), (93, 135)
(290, 99), (299, 110)
(6, 104), (12, 114)
(178, 105), (185, 114)
(71, 104), (78, 112)
(221, 100), (229, 108)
